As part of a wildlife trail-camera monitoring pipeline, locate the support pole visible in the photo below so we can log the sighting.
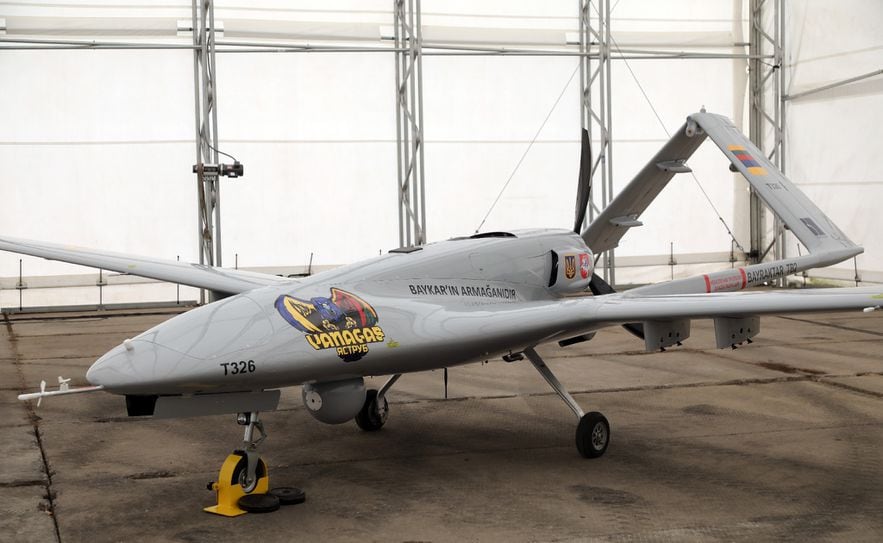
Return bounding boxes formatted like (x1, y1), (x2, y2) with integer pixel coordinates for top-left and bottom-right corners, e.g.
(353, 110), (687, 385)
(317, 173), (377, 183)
(394, 0), (426, 247)
(579, 0), (614, 285)
(192, 0), (222, 302)
(748, 0), (785, 283)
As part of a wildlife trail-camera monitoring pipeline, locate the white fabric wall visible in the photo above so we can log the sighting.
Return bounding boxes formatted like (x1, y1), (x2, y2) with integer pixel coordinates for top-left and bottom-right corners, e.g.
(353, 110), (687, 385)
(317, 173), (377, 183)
(0, 48), (201, 305)
(784, 0), (883, 283)
(0, 1), (878, 307)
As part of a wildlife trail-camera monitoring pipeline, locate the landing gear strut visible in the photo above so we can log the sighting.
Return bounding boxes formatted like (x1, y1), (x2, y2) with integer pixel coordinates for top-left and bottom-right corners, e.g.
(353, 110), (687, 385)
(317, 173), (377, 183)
(237, 412), (266, 492)
(356, 374), (400, 431)
(524, 348), (610, 458)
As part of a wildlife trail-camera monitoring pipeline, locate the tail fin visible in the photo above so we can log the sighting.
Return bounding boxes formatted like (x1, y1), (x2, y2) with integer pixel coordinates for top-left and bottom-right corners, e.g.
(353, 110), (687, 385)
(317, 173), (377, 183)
(691, 111), (859, 256)
(580, 110), (862, 296)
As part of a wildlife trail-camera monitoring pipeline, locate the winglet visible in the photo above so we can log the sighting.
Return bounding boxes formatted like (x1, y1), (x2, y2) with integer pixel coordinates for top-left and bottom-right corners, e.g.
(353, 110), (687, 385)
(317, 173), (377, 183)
(689, 111), (861, 256)
(581, 111), (862, 262)
(581, 110), (864, 298)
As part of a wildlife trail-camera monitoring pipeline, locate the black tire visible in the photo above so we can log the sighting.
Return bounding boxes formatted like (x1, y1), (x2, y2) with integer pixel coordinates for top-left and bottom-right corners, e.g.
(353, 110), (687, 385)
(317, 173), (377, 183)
(269, 486), (306, 505)
(576, 412), (610, 458)
(237, 493), (280, 514)
(230, 453), (267, 493)
(355, 389), (388, 431)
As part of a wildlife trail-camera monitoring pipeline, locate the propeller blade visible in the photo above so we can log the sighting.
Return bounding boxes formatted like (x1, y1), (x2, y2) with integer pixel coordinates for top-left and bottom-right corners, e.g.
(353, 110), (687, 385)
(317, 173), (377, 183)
(37, 379), (46, 408)
(588, 272), (615, 296)
(621, 322), (646, 340)
(588, 273), (645, 340)
(573, 128), (592, 234)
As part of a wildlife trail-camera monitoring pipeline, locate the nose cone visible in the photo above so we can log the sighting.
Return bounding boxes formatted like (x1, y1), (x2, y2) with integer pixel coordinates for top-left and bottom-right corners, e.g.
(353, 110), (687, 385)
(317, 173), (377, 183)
(87, 294), (273, 394)
(86, 342), (126, 387)
(86, 339), (198, 393)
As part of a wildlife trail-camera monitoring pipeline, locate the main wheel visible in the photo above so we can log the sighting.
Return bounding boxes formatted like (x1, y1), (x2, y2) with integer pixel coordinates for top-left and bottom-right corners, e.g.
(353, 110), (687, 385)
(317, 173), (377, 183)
(355, 389), (388, 431)
(576, 412), (610, 458)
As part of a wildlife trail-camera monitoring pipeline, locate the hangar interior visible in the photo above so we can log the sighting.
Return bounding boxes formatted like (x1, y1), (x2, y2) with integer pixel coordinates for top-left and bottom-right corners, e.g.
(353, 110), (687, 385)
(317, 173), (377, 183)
(1, 3), (882, 541)
(0, 0), (881, 309)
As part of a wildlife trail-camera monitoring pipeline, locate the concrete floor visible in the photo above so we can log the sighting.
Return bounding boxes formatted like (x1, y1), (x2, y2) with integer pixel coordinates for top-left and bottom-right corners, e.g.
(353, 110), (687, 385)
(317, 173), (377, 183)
(1, 306), (881, 542)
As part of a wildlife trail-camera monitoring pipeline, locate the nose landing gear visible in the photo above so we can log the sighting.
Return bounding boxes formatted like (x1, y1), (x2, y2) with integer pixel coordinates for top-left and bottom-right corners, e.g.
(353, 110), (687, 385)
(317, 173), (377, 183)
(204, 411), (304, 517)
(204, 450), (270, 517)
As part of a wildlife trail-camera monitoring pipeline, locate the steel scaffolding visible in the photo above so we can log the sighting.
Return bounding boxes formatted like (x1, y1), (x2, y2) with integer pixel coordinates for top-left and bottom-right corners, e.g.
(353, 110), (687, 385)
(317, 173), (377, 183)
(393, 0), (427, 248)
(192, 0), (222, 302)
(0, 2), (790, 296)
(579, 0), (614, 283)
(748, 0), (786, 273)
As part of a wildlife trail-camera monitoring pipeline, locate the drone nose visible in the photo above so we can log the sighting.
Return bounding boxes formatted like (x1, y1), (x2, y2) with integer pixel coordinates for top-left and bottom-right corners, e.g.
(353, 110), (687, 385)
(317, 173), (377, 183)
(87, 294), (273, 394)
(86, 339), (199, 394)
(86, 340), (141, 390)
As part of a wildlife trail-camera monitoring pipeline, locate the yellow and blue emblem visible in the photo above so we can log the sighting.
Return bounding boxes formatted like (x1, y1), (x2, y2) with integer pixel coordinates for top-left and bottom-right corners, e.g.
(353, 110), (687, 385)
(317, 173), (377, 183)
(275, 288), (384, 362)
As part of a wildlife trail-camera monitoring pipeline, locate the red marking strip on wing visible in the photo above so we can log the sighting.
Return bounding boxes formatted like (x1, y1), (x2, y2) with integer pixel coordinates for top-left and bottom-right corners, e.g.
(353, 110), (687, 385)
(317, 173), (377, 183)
(703, 274), (711, 293)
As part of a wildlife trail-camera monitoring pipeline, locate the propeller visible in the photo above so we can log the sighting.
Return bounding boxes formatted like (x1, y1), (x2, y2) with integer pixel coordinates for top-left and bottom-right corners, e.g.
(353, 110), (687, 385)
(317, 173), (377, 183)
(573, 129), (592, 235)
(37, 379), (46, 407)
(573, 128), (645, 341)
(587, 273), (645, 339)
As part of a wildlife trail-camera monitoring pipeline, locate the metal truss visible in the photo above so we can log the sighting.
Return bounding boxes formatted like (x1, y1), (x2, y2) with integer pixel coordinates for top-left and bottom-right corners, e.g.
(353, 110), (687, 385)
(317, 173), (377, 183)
(393, 0), (426, 247)
(0, 3), (795, 301)
(579, 0), (614, 284)
(192, 0), (222, 302)
(748, 0), (786, 273)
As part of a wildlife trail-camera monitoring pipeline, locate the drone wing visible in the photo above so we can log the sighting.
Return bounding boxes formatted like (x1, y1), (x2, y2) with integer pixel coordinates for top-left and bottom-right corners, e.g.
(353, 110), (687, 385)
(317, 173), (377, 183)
(0, 235), (291, 296)
(456, 286), (882, 355)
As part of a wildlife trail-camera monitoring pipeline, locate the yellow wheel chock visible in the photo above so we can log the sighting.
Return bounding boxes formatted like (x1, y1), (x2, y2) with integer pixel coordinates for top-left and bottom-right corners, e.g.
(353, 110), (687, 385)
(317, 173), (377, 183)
(204, 451), (270, 517)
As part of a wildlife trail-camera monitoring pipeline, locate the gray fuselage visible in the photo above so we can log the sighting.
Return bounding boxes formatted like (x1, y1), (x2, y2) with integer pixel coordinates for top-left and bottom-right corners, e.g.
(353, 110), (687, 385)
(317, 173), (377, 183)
(86, 229), (597, 395)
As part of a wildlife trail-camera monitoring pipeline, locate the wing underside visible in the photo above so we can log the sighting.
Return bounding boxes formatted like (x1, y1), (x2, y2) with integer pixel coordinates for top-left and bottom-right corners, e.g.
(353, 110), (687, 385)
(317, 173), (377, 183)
(590, 288), (882, 322)
(575, 287), (881, 351)
(490, 287), (883, 354)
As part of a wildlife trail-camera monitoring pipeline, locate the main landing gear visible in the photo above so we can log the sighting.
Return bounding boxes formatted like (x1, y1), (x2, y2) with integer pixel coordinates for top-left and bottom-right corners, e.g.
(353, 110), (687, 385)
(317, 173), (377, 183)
(523, 348), (610, 458)
(204, 411), (305, 517)
(355, 374), (401, 431)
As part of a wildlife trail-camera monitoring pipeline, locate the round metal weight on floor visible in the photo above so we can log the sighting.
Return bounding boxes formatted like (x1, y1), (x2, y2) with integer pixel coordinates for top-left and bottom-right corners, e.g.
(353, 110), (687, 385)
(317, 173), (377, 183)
(237, 493), (280, 513)
(269, 487), (306, 505)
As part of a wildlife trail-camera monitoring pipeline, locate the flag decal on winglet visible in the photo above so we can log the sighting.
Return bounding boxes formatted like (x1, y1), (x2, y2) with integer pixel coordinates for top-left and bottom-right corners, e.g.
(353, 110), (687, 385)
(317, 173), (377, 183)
(727, 145), (767, 176)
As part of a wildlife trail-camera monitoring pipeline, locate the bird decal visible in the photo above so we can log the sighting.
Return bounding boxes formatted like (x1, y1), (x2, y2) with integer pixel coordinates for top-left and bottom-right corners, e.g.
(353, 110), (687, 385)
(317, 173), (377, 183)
(275, 288), (384, 362)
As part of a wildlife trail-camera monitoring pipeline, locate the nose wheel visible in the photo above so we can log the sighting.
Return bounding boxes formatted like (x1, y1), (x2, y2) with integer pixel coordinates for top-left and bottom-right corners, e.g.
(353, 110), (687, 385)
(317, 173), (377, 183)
(205, 450), (271, 517)
(204, 411), (305, 517)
